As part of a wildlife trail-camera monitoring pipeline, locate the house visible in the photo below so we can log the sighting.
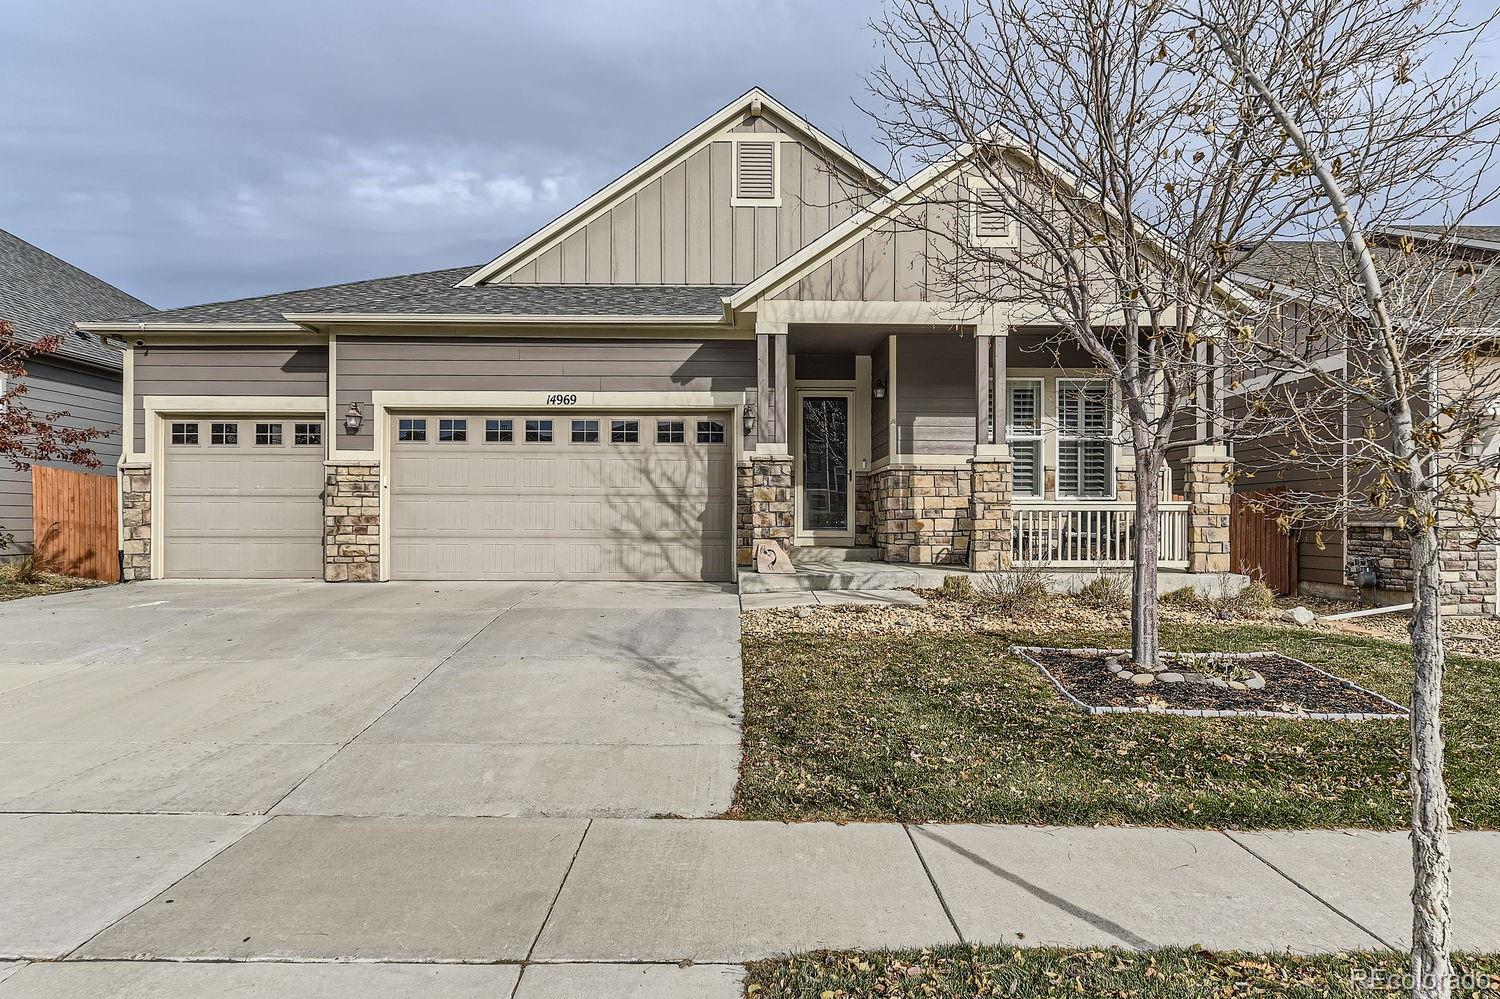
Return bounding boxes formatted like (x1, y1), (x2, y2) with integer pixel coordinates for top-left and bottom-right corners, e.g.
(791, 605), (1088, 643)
(0, 228), (149, 560)
(1231, 227), (1500, 615)
(78, 88), (1235, 584)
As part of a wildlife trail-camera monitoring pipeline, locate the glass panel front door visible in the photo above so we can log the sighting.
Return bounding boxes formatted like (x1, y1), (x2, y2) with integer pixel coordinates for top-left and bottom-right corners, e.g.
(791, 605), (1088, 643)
(801, 395), (849, 531)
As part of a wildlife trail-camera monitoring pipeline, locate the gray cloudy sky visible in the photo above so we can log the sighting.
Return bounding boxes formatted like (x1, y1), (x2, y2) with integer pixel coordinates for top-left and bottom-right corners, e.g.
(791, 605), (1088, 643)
(4, 0), (1495, 312)
(4, 0), (885, 310)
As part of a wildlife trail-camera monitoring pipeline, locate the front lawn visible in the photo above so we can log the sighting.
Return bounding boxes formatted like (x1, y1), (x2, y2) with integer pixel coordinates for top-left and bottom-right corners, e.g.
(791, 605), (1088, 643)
(733, 603), (1500, 829)
(744, 946), (1500, 998)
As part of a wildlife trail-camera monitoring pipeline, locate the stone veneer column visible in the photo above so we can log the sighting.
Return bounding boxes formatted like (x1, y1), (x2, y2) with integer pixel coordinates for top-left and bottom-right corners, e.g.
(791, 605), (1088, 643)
(736, 454), (793, 565)
(871, 465), (972, 565)
(120, 463), (152, 581)
(853, 470), (874, 547)
(1184, 445), (1232, 573)
(969, 457), (1014, 571)
(324, 462), (381, 582)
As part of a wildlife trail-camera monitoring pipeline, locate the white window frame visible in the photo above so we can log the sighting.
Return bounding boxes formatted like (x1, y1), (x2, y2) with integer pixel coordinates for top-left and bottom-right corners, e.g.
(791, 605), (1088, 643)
(524, 418), (553, 444)
(730, 138), (782, 207)
(1055, 377), (1116, 500)
(397, 417), (427, 443)
(293, 422), (322, 446)
(570, 419), (600, 444)
(1005, 378), (1045, 499)
(696, 419), (727, 445)
(437, 417), (468, 443)
(209, 422), (238, 446)
(485, 418), (514, 444)
(610, 419), (640, 445)
(967, 180), (1020, 249)
(656, 419), (686, 445)
(254, 422), (283, 446)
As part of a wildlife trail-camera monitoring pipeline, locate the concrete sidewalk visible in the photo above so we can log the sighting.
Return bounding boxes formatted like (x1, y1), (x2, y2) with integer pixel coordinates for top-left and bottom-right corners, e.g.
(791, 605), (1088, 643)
(4, 815), (1499, 997)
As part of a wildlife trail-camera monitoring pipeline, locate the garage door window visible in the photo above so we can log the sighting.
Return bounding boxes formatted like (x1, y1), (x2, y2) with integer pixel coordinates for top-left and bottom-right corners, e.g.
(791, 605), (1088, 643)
(611, 419), (639, 444)
(398, 418), (427, 442)
(657, 419), (685, 444)
(294, 422), (322, 446)
(525, 419), (553, 443)
(485, 419), (513, 443)
(255, 423), (283, 446)
(438, 418), (467, 443)
(571, 419), (600, 443)
(171, 422), (199, 446)
(696, 420), (726, 444)
(210, 422), (238, 446)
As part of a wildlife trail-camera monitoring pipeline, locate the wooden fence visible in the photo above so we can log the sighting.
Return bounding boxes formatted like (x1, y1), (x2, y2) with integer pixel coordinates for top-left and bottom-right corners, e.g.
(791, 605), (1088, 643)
(31, 466), (120, 582)
(1230, 491), (1299, 595)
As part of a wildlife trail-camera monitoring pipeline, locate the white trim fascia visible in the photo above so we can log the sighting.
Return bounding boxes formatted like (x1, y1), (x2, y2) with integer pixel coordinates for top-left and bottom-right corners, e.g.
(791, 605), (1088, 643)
(1377, 224), (1500, 254)
(755, 299), (987, 326)
(368, 390), (748, 411)
(1226, 352), (1348, 395)
(283, 312), (727, 327)
(871, 453), (975, 469)
(142, 396), (329, 417)
(458, 88), (891, 288)
(77, 322), (306, 334)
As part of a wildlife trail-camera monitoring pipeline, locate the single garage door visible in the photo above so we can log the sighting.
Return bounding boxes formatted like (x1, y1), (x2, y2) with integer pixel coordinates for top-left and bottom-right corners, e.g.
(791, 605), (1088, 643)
(161, 418), (326, 578)
(390, 412), (734, 581)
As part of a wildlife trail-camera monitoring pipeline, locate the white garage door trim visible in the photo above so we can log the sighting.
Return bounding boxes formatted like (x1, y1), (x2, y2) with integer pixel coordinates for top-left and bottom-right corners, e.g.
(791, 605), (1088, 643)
(372, 391), (747, 582)
(146, 398), (327, 579)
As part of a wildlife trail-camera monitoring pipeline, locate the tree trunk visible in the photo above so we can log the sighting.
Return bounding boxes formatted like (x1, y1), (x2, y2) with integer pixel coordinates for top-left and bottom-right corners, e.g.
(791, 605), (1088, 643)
(1409, 521), (1454, 999)
(1131, 445), (1161, 668)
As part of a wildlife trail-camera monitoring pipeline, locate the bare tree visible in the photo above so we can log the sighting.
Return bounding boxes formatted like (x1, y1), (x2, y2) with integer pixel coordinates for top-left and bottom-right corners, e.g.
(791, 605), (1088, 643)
(1197, 1), (1499, 990)
(866, 0), (1335, 665)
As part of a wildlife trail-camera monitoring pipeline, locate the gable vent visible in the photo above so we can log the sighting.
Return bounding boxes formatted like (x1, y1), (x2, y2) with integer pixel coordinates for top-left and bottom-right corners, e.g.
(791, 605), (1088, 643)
(735, 141), (777, 200)
(971, 191), (1017, 246)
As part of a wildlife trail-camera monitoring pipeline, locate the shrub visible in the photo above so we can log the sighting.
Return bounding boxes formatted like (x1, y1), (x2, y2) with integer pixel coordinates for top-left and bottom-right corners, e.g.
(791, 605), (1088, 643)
(1160, 585), (1205, 610)
(941, 574), (975, 600)
(1233, 579), (1277, 617)
(976, 564), (1054, 616)
(1075, 573), (1131, 612)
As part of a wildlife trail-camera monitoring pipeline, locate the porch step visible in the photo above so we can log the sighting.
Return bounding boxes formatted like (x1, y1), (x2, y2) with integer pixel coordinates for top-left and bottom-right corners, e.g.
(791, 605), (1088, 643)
(789, 546), (881, 566)
(738, 563), (923, 594)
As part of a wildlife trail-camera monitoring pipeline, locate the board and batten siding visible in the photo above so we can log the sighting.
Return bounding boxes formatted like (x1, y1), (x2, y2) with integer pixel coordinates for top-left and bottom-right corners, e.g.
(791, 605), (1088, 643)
(871, 338), (891, 463)
(1, 359), (122, 555)
(130, 345), (329, 452)
(894, 333), (976, 456)
(499, 122), (869, 287)
(335, 336), (756, 452)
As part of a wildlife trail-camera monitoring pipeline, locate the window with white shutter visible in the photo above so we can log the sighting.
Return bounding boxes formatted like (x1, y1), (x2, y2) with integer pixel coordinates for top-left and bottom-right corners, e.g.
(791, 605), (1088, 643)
(970, 187), (1018, 247)
(1006, 379), (1043, 498)
(733, 140), (780, 205)
(1057, 380), (1114, 498)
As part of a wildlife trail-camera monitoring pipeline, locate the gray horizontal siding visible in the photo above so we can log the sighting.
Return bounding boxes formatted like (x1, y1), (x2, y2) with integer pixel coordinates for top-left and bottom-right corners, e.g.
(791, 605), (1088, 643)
(336, 336), (756, 451)
(895, 333), (975, 455)
(1, 360), (123, 555)
(132, 345), (328, 451)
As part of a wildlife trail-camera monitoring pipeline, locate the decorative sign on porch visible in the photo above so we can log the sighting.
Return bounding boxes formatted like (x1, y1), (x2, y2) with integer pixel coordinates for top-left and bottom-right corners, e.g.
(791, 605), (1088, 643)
(754, 540), (796, 575)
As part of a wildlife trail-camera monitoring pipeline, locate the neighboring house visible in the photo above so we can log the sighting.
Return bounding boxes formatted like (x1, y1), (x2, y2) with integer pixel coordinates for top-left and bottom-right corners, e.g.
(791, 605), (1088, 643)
(1231, 227), (1500, 615)
(0, 228), (148, 559)
(79, 88), (1235, 584)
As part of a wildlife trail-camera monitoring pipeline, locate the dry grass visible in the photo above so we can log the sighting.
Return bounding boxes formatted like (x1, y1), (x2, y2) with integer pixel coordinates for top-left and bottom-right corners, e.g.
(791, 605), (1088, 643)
(0, 561), (108, 602)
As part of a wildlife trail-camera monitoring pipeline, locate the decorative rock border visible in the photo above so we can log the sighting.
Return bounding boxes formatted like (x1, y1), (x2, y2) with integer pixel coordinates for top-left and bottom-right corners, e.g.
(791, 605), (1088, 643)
(1012, 645), (1409, 721)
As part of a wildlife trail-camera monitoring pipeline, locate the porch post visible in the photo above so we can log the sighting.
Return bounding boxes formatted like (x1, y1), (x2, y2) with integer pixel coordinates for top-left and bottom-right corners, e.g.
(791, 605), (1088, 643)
(971, 319), (1013, 571)
(1185, 444), (1232, 573)
(741, 320), (794, 566)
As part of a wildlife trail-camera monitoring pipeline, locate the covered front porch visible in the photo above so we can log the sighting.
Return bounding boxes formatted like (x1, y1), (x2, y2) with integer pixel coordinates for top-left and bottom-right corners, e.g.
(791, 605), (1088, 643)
(735, 309), (1232, 578)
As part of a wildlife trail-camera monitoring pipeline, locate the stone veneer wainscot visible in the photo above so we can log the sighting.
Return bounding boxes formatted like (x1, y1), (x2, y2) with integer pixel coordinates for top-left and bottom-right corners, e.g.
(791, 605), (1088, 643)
(324, 462), (381, 582)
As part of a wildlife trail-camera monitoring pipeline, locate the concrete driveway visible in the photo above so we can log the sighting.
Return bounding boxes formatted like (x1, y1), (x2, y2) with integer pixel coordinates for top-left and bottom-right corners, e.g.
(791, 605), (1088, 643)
(0, 579), (743, 818)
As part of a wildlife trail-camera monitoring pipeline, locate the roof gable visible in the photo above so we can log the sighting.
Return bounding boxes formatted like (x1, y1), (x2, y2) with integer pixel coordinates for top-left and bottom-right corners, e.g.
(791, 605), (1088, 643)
(459, 88), (890, 288)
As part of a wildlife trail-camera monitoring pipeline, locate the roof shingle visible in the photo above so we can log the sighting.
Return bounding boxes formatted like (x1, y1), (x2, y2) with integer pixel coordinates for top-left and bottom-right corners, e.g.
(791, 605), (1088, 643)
(0, 228), (150, 370)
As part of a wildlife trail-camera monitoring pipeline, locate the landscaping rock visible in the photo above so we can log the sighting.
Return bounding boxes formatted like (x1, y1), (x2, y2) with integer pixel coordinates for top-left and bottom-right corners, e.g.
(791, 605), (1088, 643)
(1280, 606), (1317, 627)
(1245, 675), (1266, 690)
(1131, 674), (1155, 686)
(1158, 672), (1185, 683)
(1117, 670), (1135, 681)
(1106, 658), (1123, 673)
(1228, 680), (1248, 691)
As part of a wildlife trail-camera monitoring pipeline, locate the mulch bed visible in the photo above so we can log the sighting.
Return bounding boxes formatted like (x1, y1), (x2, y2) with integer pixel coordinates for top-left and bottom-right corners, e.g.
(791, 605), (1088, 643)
(1016, 646), (1408, 720)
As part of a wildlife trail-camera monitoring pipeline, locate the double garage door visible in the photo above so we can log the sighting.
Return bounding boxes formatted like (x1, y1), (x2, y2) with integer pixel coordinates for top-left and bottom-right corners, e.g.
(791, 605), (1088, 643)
(389, 412), (734, 582)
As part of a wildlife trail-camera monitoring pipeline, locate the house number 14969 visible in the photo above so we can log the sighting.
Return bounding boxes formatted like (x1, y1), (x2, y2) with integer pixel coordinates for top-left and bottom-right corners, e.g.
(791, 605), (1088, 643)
(545, 394), (578, 405)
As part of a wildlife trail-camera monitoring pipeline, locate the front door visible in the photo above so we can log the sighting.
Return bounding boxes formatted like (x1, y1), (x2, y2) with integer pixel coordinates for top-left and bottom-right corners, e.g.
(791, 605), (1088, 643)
(794, 391), (854, 542)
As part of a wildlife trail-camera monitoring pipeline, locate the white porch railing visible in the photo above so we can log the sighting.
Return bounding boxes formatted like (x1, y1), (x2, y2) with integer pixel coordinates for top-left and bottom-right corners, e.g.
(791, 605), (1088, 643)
(1012, 502), (1190, 568)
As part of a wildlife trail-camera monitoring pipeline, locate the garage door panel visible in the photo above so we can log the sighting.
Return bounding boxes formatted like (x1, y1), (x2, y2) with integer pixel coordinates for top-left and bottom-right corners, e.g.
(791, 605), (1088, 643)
(163, 424), (324, 579)
(391, 412), (733, 581)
